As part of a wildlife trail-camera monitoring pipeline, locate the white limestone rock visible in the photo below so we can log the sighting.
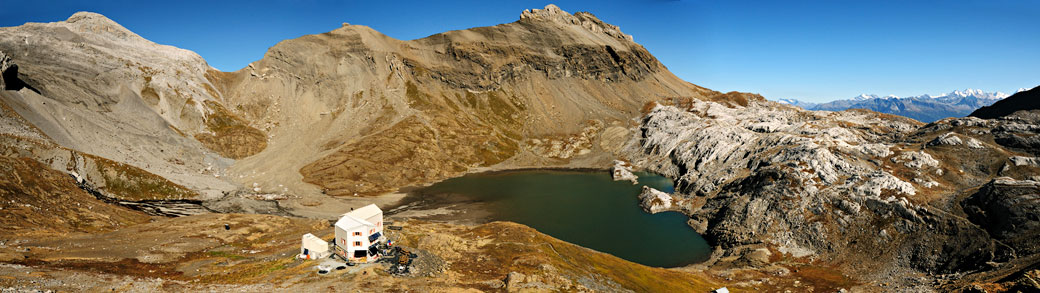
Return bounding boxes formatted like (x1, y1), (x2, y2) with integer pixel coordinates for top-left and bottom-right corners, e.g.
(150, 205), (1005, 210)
(639, 102), (917, 198)
(1010, 156), (1040, 167)
(965, 137), (986, 149)
(927, 132), (983, 148)
(638, 186), (674, 214)
(611, 160), (638, 184)
(856, 171), (917, 197)
(914, 177), (940, 188)
(892, 151), (940, 170)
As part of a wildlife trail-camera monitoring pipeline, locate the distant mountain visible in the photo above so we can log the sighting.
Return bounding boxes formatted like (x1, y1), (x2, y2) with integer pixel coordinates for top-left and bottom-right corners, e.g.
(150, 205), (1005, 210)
(775, 98), (816, 109)
(777, 89), (1009, 122)
(970, 86), (1040, 119)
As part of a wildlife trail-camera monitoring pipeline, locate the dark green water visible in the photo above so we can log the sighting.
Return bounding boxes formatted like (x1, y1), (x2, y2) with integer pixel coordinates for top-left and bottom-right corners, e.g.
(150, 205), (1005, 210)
(417, 170), (711, 267)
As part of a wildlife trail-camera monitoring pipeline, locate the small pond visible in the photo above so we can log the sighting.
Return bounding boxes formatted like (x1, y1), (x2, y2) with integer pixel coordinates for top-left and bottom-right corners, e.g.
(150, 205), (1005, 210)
(415, 169), (711, 267)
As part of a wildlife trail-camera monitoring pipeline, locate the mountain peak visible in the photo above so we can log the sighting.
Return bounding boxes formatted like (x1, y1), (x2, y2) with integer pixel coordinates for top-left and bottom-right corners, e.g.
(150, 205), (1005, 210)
(64, 11), (143, 42)
(67, 11), (114, 23)
(853, 94), (880, 100)
(520, 4), (568, 19)
(519, 4), (634, 42)
(778, 89), (1012, 122)
(946, 88), (1009, 99)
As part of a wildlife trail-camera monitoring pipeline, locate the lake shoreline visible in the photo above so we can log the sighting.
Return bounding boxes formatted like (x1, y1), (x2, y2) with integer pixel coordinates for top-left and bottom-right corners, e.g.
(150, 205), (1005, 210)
(387, 168), (711, 268)
(385, 167), (620, 224)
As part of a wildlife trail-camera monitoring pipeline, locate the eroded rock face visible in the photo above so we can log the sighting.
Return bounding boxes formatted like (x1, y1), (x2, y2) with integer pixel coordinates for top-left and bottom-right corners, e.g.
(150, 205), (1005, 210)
(639, 102), (919, 199)
(962, 178), (1040, 259)
(633, 102), (923, 258)
(520, 4), (634, 42)
(1, 51), (14, 90)
(0, 13), (256, 198)
(627, 98), (1040, 279)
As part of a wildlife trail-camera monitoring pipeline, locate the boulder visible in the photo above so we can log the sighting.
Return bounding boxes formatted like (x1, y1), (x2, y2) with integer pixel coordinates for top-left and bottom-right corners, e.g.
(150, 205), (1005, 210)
(505, 271), (526, 291)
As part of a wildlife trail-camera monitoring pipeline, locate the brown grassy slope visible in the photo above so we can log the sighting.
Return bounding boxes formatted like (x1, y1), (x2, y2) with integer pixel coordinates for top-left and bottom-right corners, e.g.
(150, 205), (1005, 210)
(455, 221), (729, 292)
(1, 97), (198, 201)
(193, 100), (267, 159)
(299, 82), (523, 196)
(88, 153), (199, 201)
(4, 216), (740, 291)
(0, 156), (150, 239)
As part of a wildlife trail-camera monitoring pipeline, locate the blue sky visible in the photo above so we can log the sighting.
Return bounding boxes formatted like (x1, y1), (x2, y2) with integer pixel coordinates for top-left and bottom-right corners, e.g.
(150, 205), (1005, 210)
(2, 0), (1037, 102)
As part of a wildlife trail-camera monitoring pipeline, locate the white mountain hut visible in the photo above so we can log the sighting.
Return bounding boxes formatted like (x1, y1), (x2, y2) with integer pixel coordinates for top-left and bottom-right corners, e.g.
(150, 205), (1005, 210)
(333, 204), (386, 262)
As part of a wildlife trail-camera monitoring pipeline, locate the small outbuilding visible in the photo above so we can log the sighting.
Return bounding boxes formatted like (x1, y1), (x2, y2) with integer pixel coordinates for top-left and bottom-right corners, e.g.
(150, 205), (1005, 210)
(299, 233), (330, 260)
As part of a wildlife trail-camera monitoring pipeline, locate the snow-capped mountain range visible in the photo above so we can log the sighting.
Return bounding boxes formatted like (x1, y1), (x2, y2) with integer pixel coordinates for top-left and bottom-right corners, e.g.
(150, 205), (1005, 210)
(776, 89), (1011, 122)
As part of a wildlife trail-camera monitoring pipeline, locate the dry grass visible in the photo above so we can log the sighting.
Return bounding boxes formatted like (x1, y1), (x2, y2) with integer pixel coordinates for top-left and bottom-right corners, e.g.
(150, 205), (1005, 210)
(453, 222), (728, 292)
(0, 155), (150, 237)
(91, 154), (198, 201)
(302, 83), (523, 196)
(194, 100), (267, 159)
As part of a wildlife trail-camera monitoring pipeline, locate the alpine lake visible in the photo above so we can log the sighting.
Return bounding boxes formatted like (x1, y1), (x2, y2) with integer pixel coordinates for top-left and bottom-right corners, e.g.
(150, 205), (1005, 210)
(413, 169), (711, 268)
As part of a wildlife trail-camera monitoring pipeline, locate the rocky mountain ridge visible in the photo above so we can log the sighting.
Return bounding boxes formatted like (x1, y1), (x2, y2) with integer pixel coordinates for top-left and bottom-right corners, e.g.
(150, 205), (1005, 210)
(0, 5), (1038, 291)
(779, 89), (1009, 122)
(971, 85), (1040, 119)
(213, 4), (734, 203)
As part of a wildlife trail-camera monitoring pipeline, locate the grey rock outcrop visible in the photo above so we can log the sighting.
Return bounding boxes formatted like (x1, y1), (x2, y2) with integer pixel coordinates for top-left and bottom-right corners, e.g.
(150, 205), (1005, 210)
(611, 160), (638, 184)
(638, 186), (674, 214)
(1010, 156), (1040, 167)
(625, 97), (1040, 281)
(520, 4), (634, 42)
(962, 178), (1040, 260)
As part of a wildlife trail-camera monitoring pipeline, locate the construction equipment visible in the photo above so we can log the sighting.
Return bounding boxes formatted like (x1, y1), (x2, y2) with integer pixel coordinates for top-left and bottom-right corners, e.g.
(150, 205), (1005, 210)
(386, 246), (416, 275)
(398, 249), (411, 265)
